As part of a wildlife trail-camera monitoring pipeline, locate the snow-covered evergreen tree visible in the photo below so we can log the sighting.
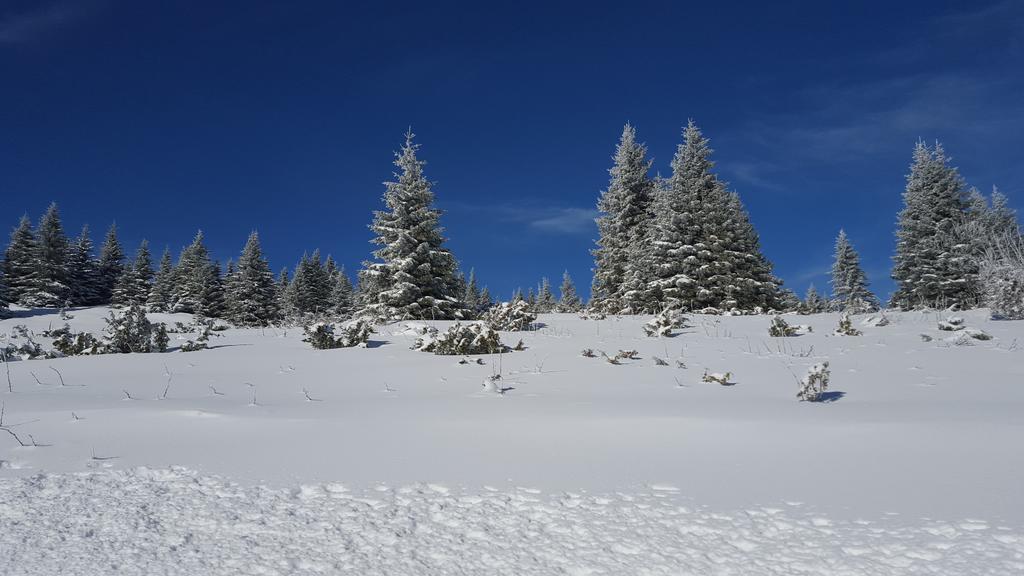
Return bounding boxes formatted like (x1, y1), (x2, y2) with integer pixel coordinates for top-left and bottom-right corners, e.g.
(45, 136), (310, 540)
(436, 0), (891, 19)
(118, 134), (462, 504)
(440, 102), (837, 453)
(285, 250), (334, 317)
(67, 225), (101, 306)
(462, 268), (481, 313)
(478, 286), (493, 310)
(196, 261), (226, 319)
(96, 224), (125, 305)
(592, 123), (655, 313)
(27, 202), (71, 307)
(558, 270), (582, 312)
(358, 131), (467, 320)
(275, 268), (290, 313)
(536, 277), (556, 312)
(147, 247), (175, 312)
(802, 284), (828, 314)
(330, 266), (355, 319)
(891, 141), (972, 309)
(830, 230), (878, 312)
(113, 240), (154, 307)
(170, 231), (220, 315)
(3, 215), (38, 306)
(0, 270), (9, 317)
(226, 231), (279, 326)
(721, 191), (780, 310)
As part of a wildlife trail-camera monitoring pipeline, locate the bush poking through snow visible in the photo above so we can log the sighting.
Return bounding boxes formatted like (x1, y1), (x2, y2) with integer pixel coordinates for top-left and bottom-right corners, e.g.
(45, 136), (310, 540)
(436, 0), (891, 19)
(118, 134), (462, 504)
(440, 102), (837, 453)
(581, 348), (596, 358)
(797, 362), (831, 402)
(414, 322), (504, 355)
(964, 328), (992, 341)
(104, 304), (157, 354)
(702, 370), (733, 385)
(938, 317), (965, 331)
(768, 316), (798, 337)
(643, 308), (687, 337)
(52, 331), (104, 356)
(615, 349), (640, 361)
(484, 301), (537, 331)
(304, 318), (374, 350)
(834, 313), (862, 336)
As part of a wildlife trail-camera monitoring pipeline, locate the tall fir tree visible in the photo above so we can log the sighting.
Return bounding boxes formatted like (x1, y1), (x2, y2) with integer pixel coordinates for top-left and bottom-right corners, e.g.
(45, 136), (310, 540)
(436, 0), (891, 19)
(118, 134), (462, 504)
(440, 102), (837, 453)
(358, 131), (467, 320)
(147, 247), (175, 311)
(67, 225), (101, 306)
(275, 268), (290, 314)
(227, 231), (279, 326)
(478, 286), (493, 310)
(28, 202), (71, 307)
(721, 191), (780, 310)
(592, 123), (655, 313)
(462, 268), (481, 313)
(802, 284), (827, 314)
(0, 268), (9, 317)
(536, 277), (556, 312)
(112, 240), (153, 307)
(4, 215), (38, 306)
(170, 231), (219, 315)
(891, 141), (972, 309)
(558, 270), (582, 312)
(330, 266), (355, 319)
(96, 224), (125, 305)
(830, 230), (878, 312)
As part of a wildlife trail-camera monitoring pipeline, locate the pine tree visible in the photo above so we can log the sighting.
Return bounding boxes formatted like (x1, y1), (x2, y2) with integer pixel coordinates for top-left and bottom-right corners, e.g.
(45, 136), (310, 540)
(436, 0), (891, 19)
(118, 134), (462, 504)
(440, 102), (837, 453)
(0, 269), (9, 317)
(721, 191), (780, 310)
(227, 231), (279, 326)
(3, 215), (38, 306)
(802, 284), (827, 314)
(558, 270), (582, 312)
(478, 286), (493, 310)
(67, 225), (101, 306)
(170, 231), (220, 315)
(96, 224), (125, 305)
(592, 123), (655, 313)
(830, 230), (878, 312)
(330, 266), (355, 319)
(511, 287), (523, 303)
(892, 141), (972, 309)
(275, 268), (290, 314)
(112, 240), (154, 307)
(358, 131), (467, 320)
(27, 202), (71, 307)
(148, 247), (175, 312)
(536, 277), (556, 312)
(462, 268), (481, 313)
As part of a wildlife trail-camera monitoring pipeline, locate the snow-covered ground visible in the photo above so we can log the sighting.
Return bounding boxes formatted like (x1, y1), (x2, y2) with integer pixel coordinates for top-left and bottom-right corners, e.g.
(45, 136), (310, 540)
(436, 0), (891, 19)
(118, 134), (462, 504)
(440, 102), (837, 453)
(2, 307), (1023, 574)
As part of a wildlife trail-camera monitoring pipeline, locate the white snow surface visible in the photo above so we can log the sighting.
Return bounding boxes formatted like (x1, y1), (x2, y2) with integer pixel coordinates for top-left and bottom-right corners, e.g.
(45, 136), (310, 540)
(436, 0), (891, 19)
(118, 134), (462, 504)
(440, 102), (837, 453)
(1, 306), (1023, 574)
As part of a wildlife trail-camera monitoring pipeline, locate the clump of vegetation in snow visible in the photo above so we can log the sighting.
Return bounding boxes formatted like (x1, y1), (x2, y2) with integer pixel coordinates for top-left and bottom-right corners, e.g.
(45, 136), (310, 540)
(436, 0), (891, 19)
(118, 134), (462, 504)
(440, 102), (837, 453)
(797, 362), (831, 402)
(104, 304), (162, 354)
(768, 316), (798, 337)
(938, 316), (965, 331)
(52, 330), (104, 356)
(304, 318), (374, 350)
(643, 308), (687, 337)
(413, 322), (504, 355)
(484, 301), (537, 331)
(834, 313), (862, 336)
(701, 370), (733, 385)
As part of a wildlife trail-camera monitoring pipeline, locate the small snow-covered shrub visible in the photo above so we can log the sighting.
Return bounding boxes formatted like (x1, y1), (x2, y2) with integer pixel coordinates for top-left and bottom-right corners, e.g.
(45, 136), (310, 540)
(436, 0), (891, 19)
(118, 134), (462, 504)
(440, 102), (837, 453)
(0, 336), (51, 360)
(153, 323), (169, 352)
(615, 349), (639, 361)
(52, 331), (104, 356)
(797, 362), (830, 402)
(581, 348), (596, 358)
(979, 233), (1024, 320)
(938, 316), (965, 331)
(697, 307), (722, 315)
(834, 313), (862, 336)
(964, 328), (992, 341)
(643, 308), (687, 337)
(181, 319), (222, 352)
(414, 322), (504, 355)
(768, 316), (798, 337)
(484, 301), (537, 331)
(104, 304), (155, 354)
(702, 370), (733, 385)
(304, 318), (374, 350)
(861, 314), (890, 327)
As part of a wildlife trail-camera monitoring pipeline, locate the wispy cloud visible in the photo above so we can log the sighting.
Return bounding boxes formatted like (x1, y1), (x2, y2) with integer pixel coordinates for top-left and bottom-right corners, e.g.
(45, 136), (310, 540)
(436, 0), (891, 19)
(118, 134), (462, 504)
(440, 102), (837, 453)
(445, 201), (599, 236)
(0, 2), (79, 44)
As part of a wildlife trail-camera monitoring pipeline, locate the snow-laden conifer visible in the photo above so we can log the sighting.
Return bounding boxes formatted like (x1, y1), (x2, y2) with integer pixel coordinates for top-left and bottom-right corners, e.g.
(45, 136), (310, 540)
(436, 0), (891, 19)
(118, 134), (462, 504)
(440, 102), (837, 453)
(592, 124), (655, 313)
(536, 277), (556, 313)
(891, 142), (972, 309)
(226, 231), (279, 326)
(558, 270), (582, 312)
(358, 131), (467, 320)
(96, 224), (125, 305)
(830, 230), (878, 312)
(147, 247), (175, 312)
(67, 225), (102, 306)
(26, 203), (71, 307)
(3, 215), (38, 305)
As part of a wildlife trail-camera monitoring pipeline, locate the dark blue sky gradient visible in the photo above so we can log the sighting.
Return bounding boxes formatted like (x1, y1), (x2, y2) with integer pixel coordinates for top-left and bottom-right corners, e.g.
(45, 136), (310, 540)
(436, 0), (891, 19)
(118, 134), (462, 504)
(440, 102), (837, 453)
(2, 0), (1022, 301)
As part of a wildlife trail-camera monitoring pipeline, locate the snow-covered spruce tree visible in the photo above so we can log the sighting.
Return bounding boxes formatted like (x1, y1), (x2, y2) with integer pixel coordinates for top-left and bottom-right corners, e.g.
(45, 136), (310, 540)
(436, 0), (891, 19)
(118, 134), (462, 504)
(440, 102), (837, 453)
(113, 240), (154, 307)
(285, 250), (333, 318)
(801, 284), (827, 314)
(330, 266), (356, 319)
(67, 225), (102, 306)
(830, 229), (878, 313)
(462, 268), (481, 315)
(147, 247), (175, 312)
(96, 224), (125, 305)
(721, 191), (780, 310)
(558, 270), (582, 312)
(592, 123), (656, 313)
(358, 131), (468, 320)
(536, 277), (557, 313)
(170, 231), (221, 315)
(478, 286), (493, 310)
(3, 215), (38, 306)
(891, 141), (973, 309)
(0, 269), (10, 317)
(776, 288), (801, 313)
(275, 268), (290, 314)
(24, 202), (71, 308)
(227, 231), (279, 326)
(647, 120), (731, 311)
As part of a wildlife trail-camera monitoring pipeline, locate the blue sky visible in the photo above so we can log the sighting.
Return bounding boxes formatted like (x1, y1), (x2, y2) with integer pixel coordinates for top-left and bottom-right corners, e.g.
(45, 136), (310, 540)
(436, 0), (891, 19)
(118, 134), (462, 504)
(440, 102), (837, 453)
(2, 0), (1022, 301)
